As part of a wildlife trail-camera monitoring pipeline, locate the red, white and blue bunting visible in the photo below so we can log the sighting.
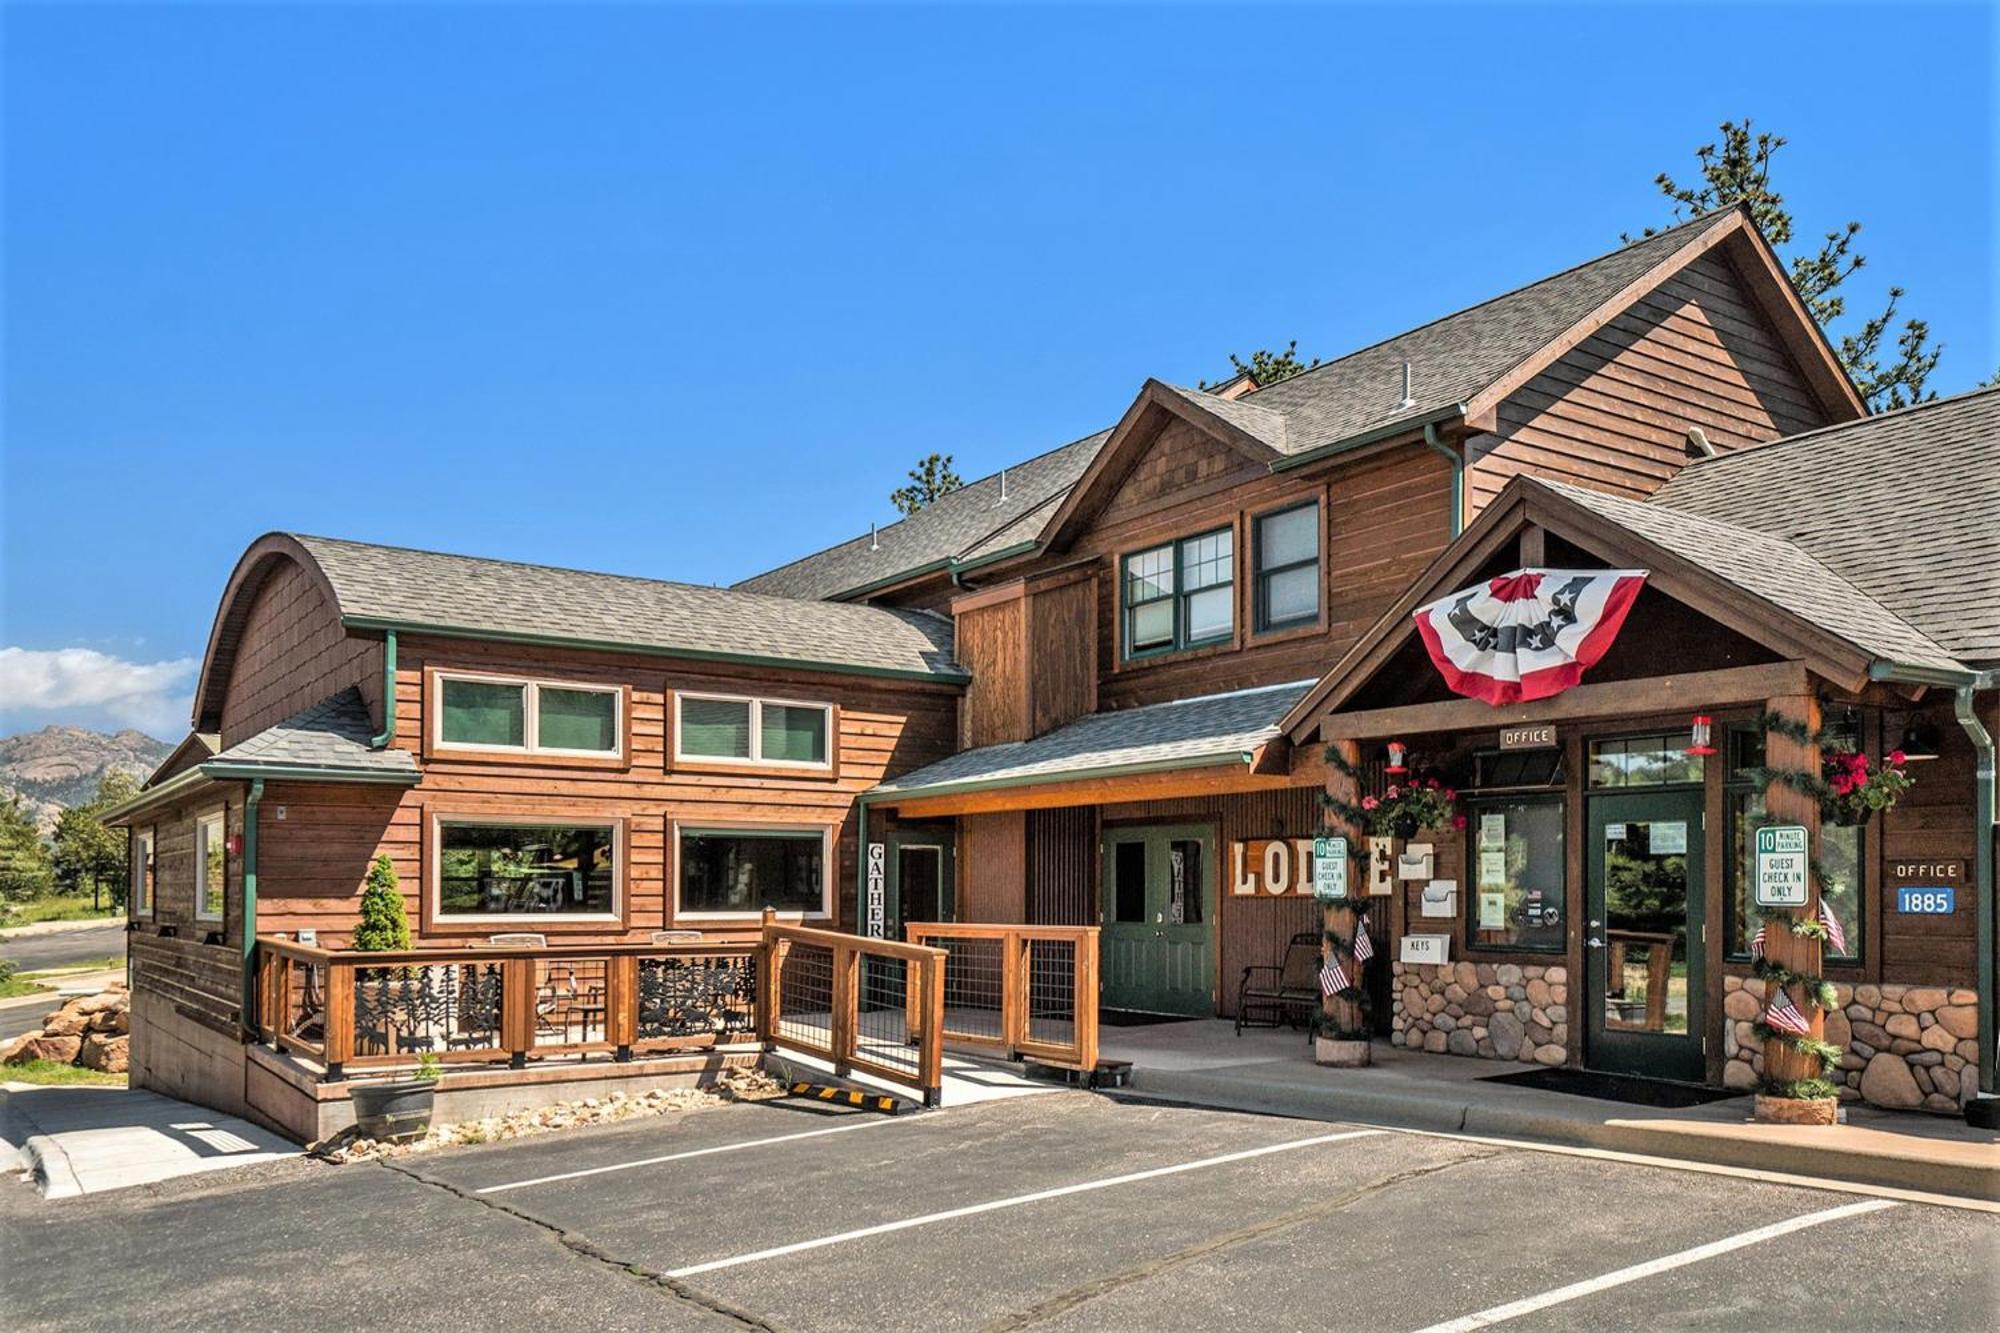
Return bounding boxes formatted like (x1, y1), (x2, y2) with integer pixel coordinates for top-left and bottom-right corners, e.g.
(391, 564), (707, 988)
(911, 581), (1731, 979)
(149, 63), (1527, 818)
(1412, 568), (1647, 706)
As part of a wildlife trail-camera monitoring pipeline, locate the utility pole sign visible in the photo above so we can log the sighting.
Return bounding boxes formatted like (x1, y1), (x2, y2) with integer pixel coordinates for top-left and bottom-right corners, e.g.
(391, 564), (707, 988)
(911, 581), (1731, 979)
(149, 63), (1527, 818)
(1754, 825), (1809, 908)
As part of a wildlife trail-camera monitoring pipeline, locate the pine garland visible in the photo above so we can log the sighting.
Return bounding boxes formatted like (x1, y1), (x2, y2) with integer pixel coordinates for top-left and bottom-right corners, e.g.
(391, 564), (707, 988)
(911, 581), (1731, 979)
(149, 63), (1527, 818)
(1750, 956), (1839, 1013)
(1751, 1025), (1843, 1067)
(1319, 745), (1372, 830)
(1759, 1076), (1840, 1102)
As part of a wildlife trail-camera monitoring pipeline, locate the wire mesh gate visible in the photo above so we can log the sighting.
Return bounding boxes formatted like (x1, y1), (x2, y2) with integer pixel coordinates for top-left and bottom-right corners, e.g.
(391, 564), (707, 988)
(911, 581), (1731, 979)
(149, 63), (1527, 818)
(904, 924), (1099, 1072)
(762, 921), (948, 1106)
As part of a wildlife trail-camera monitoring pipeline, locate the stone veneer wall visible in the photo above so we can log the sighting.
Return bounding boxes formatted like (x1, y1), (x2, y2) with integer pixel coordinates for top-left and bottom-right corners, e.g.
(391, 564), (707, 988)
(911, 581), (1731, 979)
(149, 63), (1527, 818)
(1390, 961), (1569, 1065)
(1722, 977), (1981, 1114)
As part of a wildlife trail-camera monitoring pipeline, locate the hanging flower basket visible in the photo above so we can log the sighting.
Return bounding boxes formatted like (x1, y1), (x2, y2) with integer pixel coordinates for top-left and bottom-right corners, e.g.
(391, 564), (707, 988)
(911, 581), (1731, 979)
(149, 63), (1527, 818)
(1820, 748), (1913, 827)
(1360, 776), (1463, 841)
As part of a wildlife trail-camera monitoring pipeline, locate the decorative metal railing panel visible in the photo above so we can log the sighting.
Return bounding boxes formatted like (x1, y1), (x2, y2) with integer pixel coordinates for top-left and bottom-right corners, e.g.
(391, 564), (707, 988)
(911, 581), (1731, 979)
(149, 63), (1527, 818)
(353, 963), (506, 1057)
(636, 954), (757, 1042)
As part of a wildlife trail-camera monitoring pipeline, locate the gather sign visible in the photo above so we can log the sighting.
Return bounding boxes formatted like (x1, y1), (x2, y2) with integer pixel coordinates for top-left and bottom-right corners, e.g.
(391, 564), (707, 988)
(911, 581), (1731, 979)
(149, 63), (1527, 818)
(1231, 838), (1319, 896)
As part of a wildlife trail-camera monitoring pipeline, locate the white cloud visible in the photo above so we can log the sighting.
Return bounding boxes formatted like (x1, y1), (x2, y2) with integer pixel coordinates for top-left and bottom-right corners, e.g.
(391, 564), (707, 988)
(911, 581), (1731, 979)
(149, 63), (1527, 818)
(0, 647), (197, 737)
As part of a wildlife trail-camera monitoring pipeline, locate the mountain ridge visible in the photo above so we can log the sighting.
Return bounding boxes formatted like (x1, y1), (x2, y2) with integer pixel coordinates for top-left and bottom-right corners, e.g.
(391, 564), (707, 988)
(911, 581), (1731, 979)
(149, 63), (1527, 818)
(0, 725), (173, 832)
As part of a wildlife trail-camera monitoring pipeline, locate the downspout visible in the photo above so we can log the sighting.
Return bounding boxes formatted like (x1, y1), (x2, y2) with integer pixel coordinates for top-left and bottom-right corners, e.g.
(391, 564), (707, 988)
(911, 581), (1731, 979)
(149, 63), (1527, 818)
(369, 630), (398, 749)
(1953, 683), (1996, 1097)
(240, 777), (264, 1037)
(1422, 422), (1464, 540)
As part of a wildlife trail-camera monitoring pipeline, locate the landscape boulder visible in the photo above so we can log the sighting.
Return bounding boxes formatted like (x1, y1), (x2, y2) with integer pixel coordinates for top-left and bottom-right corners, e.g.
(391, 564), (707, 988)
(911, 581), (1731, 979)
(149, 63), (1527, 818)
(79, 1033), (130, 1074)
(5, 1034), (83, 1066)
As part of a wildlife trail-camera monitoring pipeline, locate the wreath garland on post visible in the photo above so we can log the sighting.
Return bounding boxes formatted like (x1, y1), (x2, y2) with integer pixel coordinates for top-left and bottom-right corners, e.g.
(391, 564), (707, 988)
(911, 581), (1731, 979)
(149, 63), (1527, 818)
(1310, 897), (1376, 1042)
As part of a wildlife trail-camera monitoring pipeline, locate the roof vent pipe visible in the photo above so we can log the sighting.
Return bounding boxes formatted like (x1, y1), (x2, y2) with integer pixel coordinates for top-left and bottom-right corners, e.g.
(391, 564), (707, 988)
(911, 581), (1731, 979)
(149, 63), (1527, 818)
(999, 468), (1008, 503)
(870, 522), (880, 552)
(1397, 361), (1415, 411)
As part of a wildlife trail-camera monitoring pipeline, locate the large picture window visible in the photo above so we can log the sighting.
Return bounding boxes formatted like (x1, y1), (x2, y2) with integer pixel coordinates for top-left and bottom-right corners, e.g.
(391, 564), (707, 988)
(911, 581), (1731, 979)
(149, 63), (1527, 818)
(1466, 797), (1566, 953)
(677, 826), (830, 918)
(1725, 724), (1862, 963)
(1253, 502), (1320, 632)
(435, 819), (620, 920)
(1121, 527), (1235, 658)
(435, 672), (621, 757)
(675, 693), (832, 771)
(195, 809), (226, 922)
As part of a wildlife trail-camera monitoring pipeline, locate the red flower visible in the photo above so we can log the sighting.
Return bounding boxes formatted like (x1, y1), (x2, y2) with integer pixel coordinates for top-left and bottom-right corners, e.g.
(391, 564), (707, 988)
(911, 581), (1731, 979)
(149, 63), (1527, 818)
(1452, 814), (1468, 830)
(1425, 777), (1440, 789)
(1385, 785), (1400, 800)
(1888, 750), (1907, 767)
(1361, 795), (1379, 811)
(1442, 788), (1457, 802)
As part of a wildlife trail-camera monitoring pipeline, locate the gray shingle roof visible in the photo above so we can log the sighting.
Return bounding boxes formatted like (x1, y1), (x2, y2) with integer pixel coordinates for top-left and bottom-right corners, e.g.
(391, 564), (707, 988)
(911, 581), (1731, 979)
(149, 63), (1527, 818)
(1534, 479), (1964, 673)
(1649, 386), (2000, 666)
(292, 534), (964, 680)
(205, 689), (418, 780)
(732, 429), (1111, 600)
(742, 212), (1745, 601)
(870, 680), (1313, 797)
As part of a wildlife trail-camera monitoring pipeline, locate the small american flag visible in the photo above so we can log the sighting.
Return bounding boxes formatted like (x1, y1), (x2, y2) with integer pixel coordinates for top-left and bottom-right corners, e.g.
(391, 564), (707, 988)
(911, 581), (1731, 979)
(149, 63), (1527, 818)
(1764, 991), (1812, 1036)
(1319, 952), (1350, 996)
(1818, 900), (1848, 955)
(1748, 922), (1767, 960)
(1351, 918), (1375, 965)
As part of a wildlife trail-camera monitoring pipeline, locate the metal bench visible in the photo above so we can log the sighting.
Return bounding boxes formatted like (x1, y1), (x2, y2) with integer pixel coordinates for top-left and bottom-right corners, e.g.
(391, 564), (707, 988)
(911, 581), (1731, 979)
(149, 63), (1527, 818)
(1235, 931), (1322, 1037)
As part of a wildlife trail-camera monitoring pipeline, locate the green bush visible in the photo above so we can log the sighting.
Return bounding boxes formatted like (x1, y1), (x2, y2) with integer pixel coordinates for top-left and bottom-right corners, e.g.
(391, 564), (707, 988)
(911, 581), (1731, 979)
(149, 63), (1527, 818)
(351, 854), (411, 951)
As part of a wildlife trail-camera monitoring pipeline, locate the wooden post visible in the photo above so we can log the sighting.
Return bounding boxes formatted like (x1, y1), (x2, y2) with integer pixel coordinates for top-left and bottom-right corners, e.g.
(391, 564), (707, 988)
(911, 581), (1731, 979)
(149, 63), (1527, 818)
(831, 940), (857, 1075)
(918, 949), (946, 1107)
(1319, 738), (1372, 1066)
(323, 962), (354, 1081)
(1001, 929), (1027, 1060)
(1757, 693), (1830, 1122)
(501, 956), (536, 1070)
(608, 954), (638, 1060)
(758, 906), (780, 1047)
(1074, 928), (1100, 1074)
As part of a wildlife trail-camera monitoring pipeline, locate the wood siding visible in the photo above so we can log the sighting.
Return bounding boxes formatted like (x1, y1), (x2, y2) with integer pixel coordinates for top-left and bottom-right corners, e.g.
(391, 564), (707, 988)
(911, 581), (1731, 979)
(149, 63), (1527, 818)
(128, 780), (246, 1033)
(955, 596), (1029, 748)
(1465, 251), (1833, 513)
(1875, 697), (1984, 987)
(218, 556), (381, 749)
(957, 810), (1028, 923)
(1027, 574), (1097, 736)
(1026, 806), (1096, 925)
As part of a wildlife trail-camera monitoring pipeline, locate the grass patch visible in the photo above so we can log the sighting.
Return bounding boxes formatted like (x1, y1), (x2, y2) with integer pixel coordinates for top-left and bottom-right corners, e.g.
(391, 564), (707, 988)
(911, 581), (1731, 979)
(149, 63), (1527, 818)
(1, 1059), (126, 1087)
(34, 957), (121, 977)
(0, 973), (51, 1000)
(0, 896), (123, 927)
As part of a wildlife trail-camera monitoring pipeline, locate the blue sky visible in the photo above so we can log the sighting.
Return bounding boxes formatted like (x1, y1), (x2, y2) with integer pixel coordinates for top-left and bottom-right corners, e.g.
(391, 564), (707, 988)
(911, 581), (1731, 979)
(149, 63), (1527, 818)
(4, 2), (1993, 740)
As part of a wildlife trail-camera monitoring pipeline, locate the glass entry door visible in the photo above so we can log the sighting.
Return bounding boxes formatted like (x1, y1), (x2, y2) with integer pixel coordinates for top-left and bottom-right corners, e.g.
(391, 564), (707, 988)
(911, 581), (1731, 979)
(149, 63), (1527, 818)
(1586, 790), (1705, 1081)
(888, 836), (951, 935)
(1100, 824), (1215, 1016)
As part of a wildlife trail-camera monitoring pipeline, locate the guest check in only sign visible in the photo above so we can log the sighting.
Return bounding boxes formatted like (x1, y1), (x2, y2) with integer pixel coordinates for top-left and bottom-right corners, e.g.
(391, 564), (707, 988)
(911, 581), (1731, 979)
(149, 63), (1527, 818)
(1754, 825), (1810, 908)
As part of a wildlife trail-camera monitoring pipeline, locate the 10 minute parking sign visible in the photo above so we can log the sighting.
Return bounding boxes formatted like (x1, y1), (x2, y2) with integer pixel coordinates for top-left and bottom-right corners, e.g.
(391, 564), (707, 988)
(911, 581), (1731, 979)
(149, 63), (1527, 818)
(1754, 825), (1810, 907)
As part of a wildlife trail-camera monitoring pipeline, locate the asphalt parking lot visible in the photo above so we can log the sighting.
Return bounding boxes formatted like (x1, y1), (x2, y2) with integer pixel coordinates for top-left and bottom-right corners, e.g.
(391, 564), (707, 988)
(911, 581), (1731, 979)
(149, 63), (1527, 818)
(3, 1090), (1995, 1332)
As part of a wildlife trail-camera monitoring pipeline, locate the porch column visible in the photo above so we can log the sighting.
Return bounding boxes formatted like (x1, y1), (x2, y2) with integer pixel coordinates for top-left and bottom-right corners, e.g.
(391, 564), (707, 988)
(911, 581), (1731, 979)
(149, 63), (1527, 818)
(1757, 694), (1830, 1119)
(1319, 738), (1371, 1066)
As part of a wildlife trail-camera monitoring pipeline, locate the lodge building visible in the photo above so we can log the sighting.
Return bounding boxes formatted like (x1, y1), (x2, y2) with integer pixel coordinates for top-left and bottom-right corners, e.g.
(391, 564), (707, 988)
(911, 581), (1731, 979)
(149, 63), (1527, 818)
(108, 204), (1997, 1135)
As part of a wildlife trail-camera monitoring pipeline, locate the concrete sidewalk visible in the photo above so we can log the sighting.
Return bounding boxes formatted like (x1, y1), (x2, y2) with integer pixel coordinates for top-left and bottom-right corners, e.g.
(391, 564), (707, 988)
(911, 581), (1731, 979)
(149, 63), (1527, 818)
(1, 1084), (295, 1199)
(1104, 1020), (2000, 1203)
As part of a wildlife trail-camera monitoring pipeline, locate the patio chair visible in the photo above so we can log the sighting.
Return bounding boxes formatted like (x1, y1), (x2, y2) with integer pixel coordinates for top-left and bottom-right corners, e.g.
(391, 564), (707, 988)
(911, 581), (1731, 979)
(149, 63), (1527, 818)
(1235, 932), (1323, 1037)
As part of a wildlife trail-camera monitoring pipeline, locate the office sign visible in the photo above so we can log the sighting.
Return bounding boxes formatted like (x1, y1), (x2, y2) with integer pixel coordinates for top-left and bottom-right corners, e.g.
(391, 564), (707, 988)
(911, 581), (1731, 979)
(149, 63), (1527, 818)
(1313, 836), (1349, 901)
(1499, 724), (1557, 751)
(1896, 886), (1956, 915)
(1753, 825), (1809, 908)
(1891, 860), (1964, 885)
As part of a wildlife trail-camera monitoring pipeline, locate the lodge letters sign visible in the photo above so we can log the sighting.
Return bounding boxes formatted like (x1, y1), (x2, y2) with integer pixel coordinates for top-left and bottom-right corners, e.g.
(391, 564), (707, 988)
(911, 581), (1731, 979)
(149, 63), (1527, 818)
(1232, 839), (1317, 896)
(1499, 724), (1558, 751)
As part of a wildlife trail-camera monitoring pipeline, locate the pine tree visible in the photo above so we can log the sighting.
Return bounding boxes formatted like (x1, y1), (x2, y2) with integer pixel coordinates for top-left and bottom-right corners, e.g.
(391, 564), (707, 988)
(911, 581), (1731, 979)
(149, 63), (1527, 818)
(0, 794), (54, 903)
(1202, 340), (1320, 392)
(889, 453), (965, 516)
(352, 854), (411, 950)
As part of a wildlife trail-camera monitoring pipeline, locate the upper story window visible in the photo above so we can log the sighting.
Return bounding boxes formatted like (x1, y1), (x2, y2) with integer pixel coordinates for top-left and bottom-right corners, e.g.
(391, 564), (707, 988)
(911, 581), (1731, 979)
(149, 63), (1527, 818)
(1122, 527), (1234, 659)
(1253, 502), (1320, 632)
(436, 672), (621, 757)
(675, 692), (833, 771)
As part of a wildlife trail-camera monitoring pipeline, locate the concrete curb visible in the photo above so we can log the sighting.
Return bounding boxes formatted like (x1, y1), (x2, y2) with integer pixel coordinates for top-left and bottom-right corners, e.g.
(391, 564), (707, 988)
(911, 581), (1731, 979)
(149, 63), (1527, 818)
(0, 918), (125, 941)
(1128, 1066), (2000, 1203)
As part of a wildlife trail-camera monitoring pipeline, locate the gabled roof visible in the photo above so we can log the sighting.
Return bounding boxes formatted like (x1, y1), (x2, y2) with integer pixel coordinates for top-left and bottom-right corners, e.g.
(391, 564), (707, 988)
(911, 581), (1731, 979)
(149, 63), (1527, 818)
(1649, 385), (2000, 665)
(204, 689), (419, 781)
(742, 206), (1859, 599)
(870, 680), (1312, 800)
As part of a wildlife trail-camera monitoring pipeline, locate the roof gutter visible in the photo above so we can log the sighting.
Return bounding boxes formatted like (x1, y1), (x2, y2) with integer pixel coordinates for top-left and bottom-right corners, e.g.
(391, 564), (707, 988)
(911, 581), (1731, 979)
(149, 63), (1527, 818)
(1267, 403), (1466, 475)
(199, 763), (420, 785)
(1872, 661), (1997, 1101)
(871, 748), (1261, 806)
(1422, 421), (1465, 540)
(370, 629), (397, 748)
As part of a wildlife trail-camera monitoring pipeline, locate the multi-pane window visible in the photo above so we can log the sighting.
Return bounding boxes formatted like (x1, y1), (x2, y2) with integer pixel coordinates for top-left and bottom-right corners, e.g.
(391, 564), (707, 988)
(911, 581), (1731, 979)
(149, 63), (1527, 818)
(195, 809), (226, 921)
(436, 819), (619, 919)
(676, 694), (832, 770)
(1724, 722), (1862, 963)
(1122, 528), (1235, 658)
(677, 827), (828, 916)
(131, 828), (154, 915)
(437, 674), (620, 756)
(1254, 502), (1320, 632)
(1587, 733), (1705, 787)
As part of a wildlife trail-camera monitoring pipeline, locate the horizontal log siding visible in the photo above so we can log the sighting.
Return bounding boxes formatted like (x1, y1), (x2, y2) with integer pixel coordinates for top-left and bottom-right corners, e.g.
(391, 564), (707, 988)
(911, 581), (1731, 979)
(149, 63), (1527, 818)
(129, 781), (247, 1034)
(219, 555), (382, 749)
(251, 634), (958, 947)
(1465, 251), (1833, 514)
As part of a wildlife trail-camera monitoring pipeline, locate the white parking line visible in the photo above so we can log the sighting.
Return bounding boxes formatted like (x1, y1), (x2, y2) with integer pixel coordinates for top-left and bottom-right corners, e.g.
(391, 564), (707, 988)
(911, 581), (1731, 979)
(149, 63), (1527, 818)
(1411, 1197), (1900, 1332)
(666, 1128), (1384, 1277)
(477, 1115), (902, 1194)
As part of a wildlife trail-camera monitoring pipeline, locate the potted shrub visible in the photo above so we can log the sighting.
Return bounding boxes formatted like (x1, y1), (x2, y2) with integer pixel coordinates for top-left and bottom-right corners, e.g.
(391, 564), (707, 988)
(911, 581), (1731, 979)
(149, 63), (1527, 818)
(1360, 776), (1464, 841)
(351, 1051), (441, 1143)
(1821, 747), (1913, 827)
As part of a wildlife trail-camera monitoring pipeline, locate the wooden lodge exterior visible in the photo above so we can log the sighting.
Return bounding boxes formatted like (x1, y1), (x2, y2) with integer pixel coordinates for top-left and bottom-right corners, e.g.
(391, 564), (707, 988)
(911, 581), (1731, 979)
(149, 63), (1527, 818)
(111, 205), (1996, 1132)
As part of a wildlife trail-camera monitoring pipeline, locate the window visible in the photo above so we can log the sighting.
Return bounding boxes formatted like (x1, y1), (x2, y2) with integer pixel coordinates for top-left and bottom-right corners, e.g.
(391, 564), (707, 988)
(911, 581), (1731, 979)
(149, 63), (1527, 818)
(131, 828), (154, 915)
(435, 818), (620, 920)
(195, 810), (226, 922)
(1587, 733), (1705, 788)
(1168, 838), (1204, 925)
(1253, 502), (1320, 632)
(1121, 527), (1235, 658)
(675, 693), (832, 770)
(677, 826), (829, 917)
(1724, 722), (1862, 963)
(1466, 798), (1565, 952)
(435, 672), (621, 757)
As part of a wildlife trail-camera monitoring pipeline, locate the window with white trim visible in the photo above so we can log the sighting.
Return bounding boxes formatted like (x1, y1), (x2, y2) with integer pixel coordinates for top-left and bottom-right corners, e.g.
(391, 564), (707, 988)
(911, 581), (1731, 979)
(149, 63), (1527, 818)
(195, 810), (226, 921)
(131, 828), (154, 915)
(676, 825), (831, 918)
(1121, 527), (1235, 658)
(435, 672), (622, 756)
(675, 693), (832, 770)
(433, 817), (621, 920)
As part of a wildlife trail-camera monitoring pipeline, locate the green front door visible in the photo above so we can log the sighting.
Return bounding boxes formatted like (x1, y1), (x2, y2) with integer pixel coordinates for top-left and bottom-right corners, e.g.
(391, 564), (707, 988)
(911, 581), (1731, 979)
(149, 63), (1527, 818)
(1586, 789), (1705, 1081)
(1100, 824), (1215, 1016)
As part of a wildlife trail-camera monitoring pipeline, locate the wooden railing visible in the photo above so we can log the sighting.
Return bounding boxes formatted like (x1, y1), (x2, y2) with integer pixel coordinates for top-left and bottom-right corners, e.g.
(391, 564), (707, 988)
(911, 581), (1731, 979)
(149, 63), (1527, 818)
(255, 918), (949, 1105)
(904, 924), (1098, 1073)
